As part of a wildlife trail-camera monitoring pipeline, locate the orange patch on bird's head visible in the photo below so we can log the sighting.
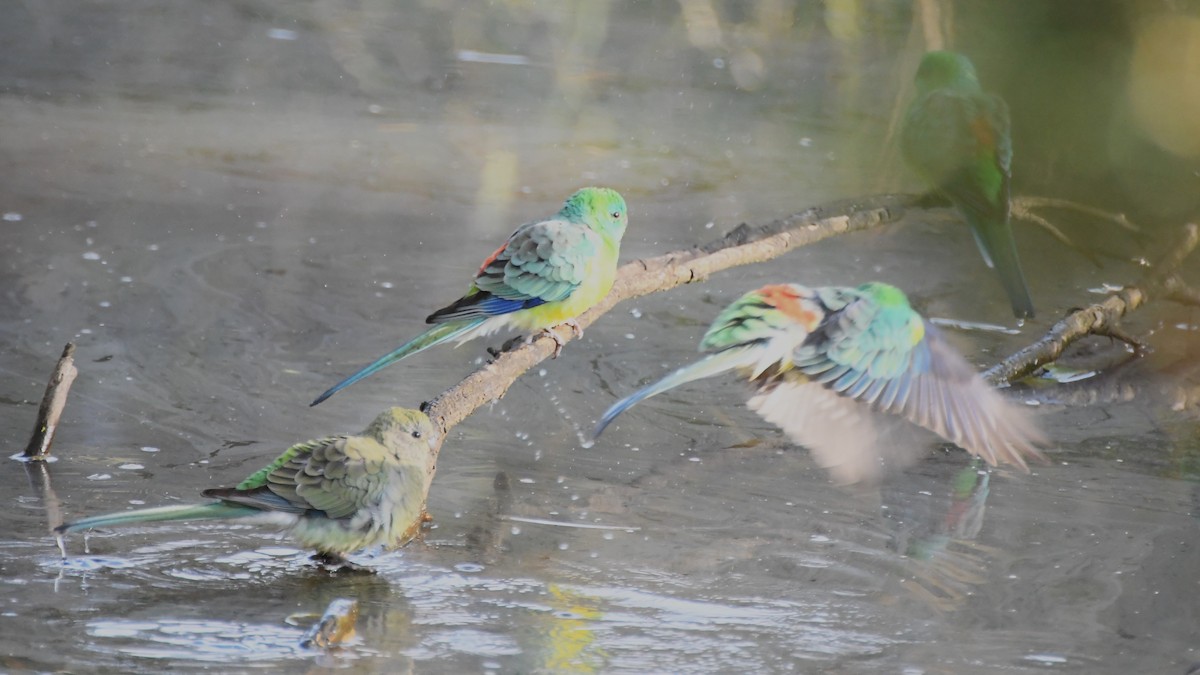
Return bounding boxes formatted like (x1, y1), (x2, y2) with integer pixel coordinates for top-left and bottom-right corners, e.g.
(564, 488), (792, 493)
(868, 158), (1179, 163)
(757, 284), (820, 329)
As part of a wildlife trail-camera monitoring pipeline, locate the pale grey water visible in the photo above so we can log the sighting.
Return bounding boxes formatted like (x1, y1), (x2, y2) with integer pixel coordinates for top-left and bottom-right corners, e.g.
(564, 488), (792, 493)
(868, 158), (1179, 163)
(2, 2), (1199, 673)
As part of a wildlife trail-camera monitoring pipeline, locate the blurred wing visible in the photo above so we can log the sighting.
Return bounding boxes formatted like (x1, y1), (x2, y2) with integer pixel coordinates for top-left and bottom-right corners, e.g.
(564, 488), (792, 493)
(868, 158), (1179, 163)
(878, 325), (1045, 470)
(794, 295), (1044, 470)
(428, 220), (595, 322)
(793, 286), (923, 400)
(748, 380), (932, 485)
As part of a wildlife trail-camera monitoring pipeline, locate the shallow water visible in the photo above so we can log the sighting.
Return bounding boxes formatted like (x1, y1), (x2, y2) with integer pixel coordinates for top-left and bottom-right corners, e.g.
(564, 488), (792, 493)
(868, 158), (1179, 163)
(2, 2), (1200, 673)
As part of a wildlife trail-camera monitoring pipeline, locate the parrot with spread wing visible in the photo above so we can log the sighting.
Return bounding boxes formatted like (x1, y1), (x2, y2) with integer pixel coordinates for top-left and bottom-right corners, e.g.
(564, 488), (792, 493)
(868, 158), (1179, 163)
(56, 407), (439, 567)
(901, 50), (1035, 319)
(593, 282), (1046, 484)
(311, 187), (629, 406)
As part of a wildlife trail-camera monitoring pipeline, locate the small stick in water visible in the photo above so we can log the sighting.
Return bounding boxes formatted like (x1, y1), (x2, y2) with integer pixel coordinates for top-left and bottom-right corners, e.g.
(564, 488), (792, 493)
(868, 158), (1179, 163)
(22, 343), (78, 460)
(301, 598), (360, 649)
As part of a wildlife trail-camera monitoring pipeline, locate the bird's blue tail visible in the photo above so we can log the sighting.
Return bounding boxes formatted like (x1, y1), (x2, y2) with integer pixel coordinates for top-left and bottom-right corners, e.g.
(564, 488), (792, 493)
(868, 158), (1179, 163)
(56, 502), (257, 534)
(311, 319), (485, 406)
(592, 347), (761, 440)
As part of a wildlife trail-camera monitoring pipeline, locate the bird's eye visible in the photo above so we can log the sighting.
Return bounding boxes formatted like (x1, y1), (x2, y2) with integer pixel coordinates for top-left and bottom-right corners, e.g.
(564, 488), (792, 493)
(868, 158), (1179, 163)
(411, 430), (422, 439)
(610, 210), (621, 219)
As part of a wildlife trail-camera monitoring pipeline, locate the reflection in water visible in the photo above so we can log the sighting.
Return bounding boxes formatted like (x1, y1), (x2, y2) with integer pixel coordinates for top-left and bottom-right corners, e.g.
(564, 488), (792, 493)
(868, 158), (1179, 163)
(87, 617), (304, 662)
(537, 584), (606, 673)
(882, 459), (995, 613)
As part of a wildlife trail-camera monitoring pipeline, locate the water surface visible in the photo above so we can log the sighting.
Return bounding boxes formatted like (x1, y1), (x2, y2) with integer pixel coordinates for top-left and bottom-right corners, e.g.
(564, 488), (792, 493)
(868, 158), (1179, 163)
(2, 2), (1199, 673)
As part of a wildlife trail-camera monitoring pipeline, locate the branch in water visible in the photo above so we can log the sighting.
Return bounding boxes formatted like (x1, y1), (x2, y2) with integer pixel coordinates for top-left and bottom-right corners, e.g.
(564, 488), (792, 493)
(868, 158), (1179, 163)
(984, 223), (1199, 385)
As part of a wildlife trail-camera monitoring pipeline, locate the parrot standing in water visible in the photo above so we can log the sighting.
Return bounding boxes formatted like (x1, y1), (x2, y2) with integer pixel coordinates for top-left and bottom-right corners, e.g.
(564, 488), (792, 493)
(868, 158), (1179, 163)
(901, 50), (1035, 319)
(56, 407), (439, 567)
(311, 186), (629, 406)
(593, 283), (1046, 484)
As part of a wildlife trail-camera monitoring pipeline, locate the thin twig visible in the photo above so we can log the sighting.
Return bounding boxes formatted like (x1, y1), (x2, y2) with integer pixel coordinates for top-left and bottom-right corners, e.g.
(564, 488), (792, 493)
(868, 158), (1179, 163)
(1163, 276), (1200, 308)
(1014, 196), (1142, 233)
(1009, 202), (1102, 267)
(22, 343), (78, 460)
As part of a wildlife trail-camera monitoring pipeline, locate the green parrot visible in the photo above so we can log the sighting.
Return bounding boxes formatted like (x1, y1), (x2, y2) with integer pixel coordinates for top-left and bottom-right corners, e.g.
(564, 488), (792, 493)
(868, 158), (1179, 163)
(901, 50), (1035, 319)
(56, 407), (439, 566)
(312, 187), (629, 406)
(593, 282), (1046, 484)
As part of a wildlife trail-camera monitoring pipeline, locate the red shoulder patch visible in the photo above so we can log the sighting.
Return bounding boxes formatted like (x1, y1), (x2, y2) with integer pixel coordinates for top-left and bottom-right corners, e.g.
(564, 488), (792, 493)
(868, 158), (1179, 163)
(476, 243), (508, 276)
(758, 284), (820, 328)
(969, 114), (995, 149)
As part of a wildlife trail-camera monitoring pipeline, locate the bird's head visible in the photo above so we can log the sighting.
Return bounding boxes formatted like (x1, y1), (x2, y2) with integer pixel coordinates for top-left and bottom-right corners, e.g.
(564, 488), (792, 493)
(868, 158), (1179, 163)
(366, 407), (440, 456)
(855, 282), (911, 309)
(913, 50), (981, 94)
(559, 187), (628, 241)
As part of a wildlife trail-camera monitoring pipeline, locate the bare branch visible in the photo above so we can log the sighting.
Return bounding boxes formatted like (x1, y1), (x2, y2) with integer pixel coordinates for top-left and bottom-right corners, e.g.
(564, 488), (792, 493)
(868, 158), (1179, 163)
(422, 194), (912, 434)
(985, 223), (1199, 385)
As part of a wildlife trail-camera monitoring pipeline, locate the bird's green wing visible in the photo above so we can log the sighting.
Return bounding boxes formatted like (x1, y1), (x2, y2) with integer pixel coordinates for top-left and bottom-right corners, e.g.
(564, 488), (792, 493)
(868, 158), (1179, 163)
(699, 283), (826, 353)
(203, 435), (388, 518)
(903, 90), (1007, 220)
(232, 437), (344, 491)
(428, 219), (598, 322)
(791, 283), (923, 393)
(903, 88), (1033, 318)
(286, 436), (392, 519)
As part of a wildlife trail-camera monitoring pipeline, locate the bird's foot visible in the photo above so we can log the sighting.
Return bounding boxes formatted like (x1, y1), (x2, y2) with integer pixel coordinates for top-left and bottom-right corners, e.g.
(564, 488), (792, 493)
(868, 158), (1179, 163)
(563, 319), (584, 340)
(311, 552), (374, 574)
(524, 327), (568, 358)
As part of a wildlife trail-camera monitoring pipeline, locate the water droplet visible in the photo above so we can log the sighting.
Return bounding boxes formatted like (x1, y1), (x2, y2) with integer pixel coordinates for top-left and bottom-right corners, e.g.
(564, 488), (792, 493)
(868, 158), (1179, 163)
(81, 251), (101, 261)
